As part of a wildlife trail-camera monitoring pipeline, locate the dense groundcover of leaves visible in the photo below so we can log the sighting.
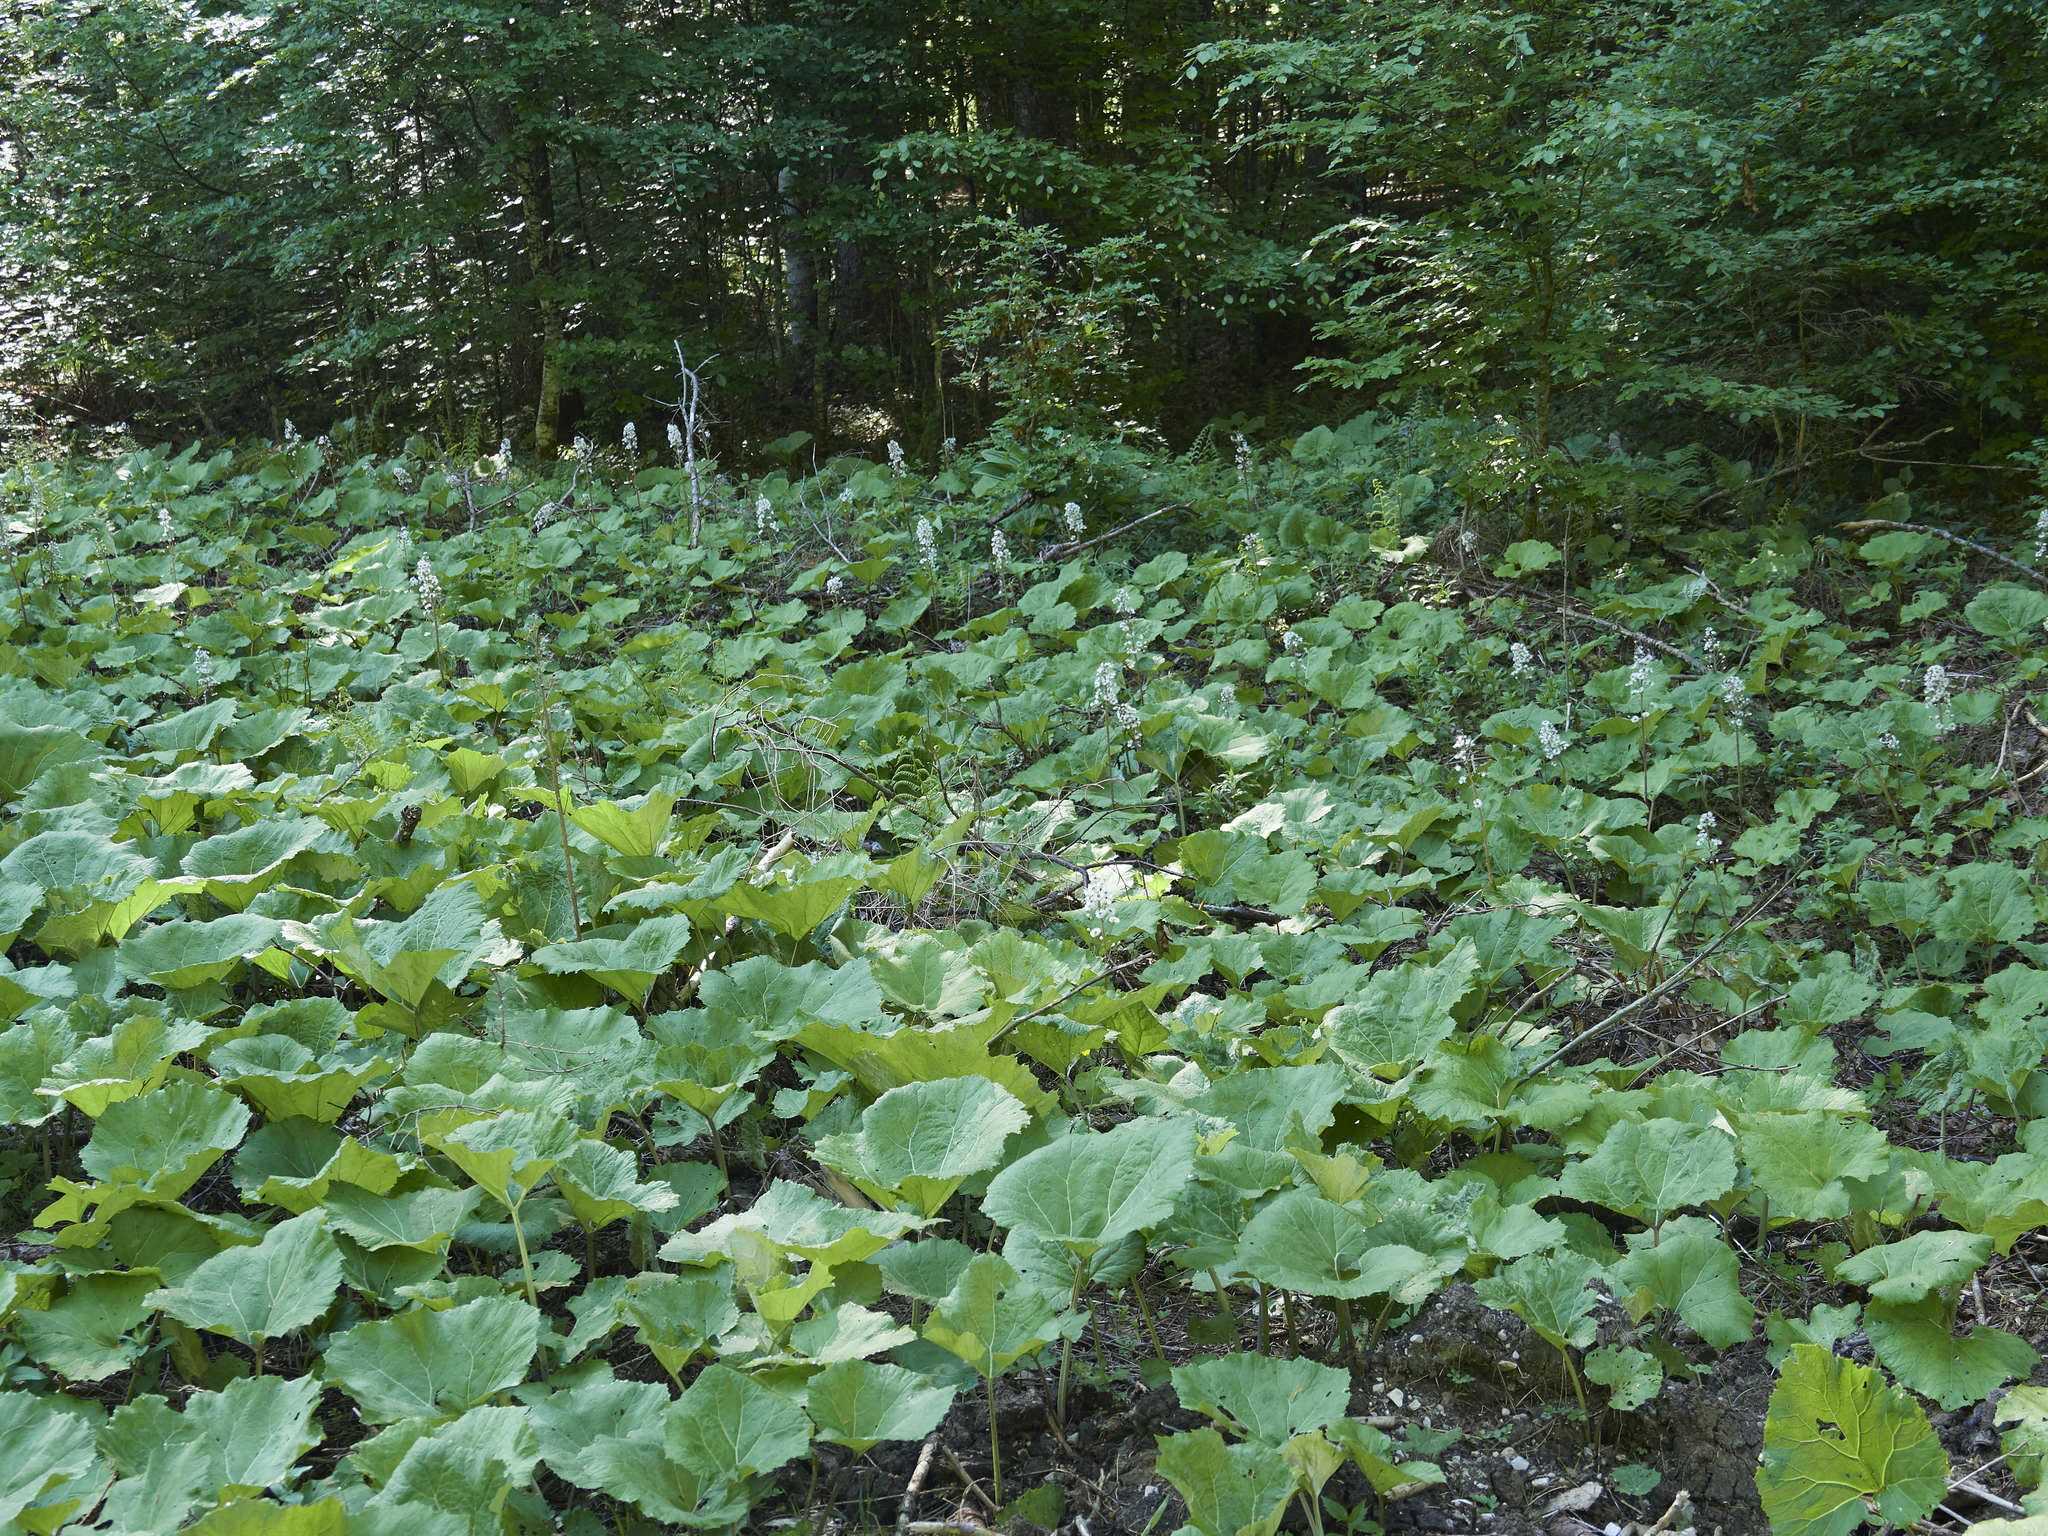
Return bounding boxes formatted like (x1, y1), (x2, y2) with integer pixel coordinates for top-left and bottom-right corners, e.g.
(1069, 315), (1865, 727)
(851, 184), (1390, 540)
(0, 431), (2046, 1536)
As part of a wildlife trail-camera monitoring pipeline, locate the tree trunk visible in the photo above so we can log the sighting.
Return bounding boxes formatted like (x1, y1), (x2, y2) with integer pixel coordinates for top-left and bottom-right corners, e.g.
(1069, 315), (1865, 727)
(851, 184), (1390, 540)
(780, 165), (815, 401)
(514, 140), (562, 459)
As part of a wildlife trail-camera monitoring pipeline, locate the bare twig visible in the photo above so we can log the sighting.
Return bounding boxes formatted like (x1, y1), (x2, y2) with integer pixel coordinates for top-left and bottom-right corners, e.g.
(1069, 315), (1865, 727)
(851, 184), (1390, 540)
(1474, 575), (1708, 673)
(1039, 504), (1183, 561)
(1644, 1490), (1692, 1536)
(988, 968), (1116, 1047)
(941, 1445), (997, 1514)
(1834, 518), (2046, 586)
(896, 1435), (940, 1536)
(1520, 859), (1808, 1079)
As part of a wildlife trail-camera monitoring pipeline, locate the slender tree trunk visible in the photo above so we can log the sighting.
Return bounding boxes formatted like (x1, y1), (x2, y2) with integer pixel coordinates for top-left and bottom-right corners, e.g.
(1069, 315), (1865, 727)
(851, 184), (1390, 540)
(514, 139), (562, 459)
(780, 166), (815, 403)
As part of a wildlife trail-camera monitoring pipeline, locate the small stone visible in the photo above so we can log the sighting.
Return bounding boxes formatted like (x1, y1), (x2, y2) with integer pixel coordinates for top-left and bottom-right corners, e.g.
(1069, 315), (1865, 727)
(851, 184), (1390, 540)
(1387, 1388), (1406, 1409)
(1509, 1456), (1531, 1473)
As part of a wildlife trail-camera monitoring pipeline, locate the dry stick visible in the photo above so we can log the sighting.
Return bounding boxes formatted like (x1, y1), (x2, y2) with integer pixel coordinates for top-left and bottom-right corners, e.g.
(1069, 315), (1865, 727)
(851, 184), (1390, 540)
(1038, 505), (1183, 561)
(986, 967), (1116, 1048)
(311, 744), (380, 805)
(1835, 518), (2047, 586)
(895, 1435), (941, 1536)
(1480, 575), (1709, 673)
(679, 828), (799, 1007)
(1643, 1490), (1693, 1536)
(941, 1444), (997, 1513)
(1520, 859), (1809, 1081)
(1948, 1482), (2027, 1517)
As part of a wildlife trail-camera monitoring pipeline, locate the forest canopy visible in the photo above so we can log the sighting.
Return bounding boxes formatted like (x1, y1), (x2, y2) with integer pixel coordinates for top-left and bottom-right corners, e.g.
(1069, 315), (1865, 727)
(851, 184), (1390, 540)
(4, 0), (2047, 522)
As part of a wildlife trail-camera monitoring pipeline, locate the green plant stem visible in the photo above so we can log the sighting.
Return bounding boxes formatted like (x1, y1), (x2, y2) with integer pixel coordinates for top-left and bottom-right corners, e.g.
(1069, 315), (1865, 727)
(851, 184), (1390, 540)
(510, 1202), (540, 1307)
(987, 1372), (1003, 1507)
(1130, 1276), (1168, 1365)
(1562, 1348), (1588, 1424)
(1207, 1268), (1234, 1336)
(1056, 1265), (1087, 1422)
(708, 1123), (729, 1184)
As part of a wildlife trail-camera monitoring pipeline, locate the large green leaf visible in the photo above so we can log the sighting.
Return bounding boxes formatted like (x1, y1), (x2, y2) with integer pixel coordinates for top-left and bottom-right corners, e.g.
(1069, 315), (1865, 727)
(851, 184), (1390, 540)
(1234, 1190), (1442, 1303)
(1170, 1352), (1351, 1444)
(119, 913), (285, 989)
(79, 1079), (251, 1197)
(182, 818), (340, 911)
(13, 1268), (160, 1381)
(806, 1360), (956, 1453)
(1864, 1298), (2038, 1410)
(1833, 1230), (1993, 1304)
(532, 915), (691, 1007)
(569, 792), (675, 858)
(100, 1374), (321, 1500)
(1737, 1113), (1891, 1223)
(1560, 1117), (1735, 1226)
(1155, 1427), (1294, 1536)
(923, 1253), (1072, 1377)
(1473, 1251), (1603, 1352)
(323, 1296), (543, 1422)
(627, 1273), (740, 1381)
(661, 1180), (926, 1270)
(1611, 1220), (1754, 1350)
(715, 872), (863, 940)
(553, 1139), (683, 1232)
(424, 1109), (581, 1209)
(664, 1363), (811, 1480)
(149, 1209), (341, 1345)
(814, 1075), (1029, 1215)
(1758, 1344), (1948, 1536)
(210, 1036), (393, 1123)
(529, 1375), (670, 1490)
(583, 1438), (753, 1529)
(323, 1184), (482, 1252)
(0, 1392), (101, 1526)
(870, 934), (988, 1017)
(1965, 584), (2048, 647)
(982, 1115), (1196, 1258)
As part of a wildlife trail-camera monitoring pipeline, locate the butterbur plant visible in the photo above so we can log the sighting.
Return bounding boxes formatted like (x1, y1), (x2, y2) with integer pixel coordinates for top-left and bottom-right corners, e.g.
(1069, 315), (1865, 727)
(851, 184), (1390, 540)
(1063, 500), (1085, 537)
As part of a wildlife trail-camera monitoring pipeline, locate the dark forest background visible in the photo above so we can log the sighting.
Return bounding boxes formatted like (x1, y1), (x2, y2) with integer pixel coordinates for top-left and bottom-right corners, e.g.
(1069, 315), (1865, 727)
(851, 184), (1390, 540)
(4, 0), (2046, 523)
